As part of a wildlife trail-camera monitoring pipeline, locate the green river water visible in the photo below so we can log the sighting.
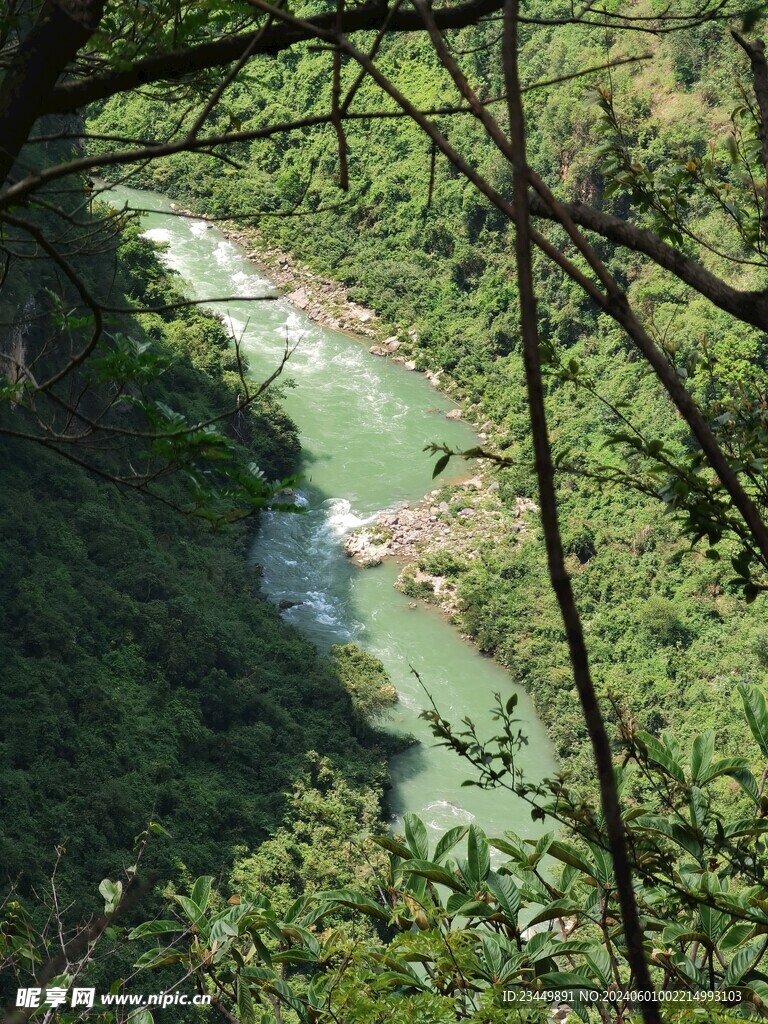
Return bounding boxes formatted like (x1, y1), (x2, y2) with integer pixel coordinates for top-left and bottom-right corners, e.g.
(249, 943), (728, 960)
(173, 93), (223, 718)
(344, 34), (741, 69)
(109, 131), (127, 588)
(108, 185), (556, 846)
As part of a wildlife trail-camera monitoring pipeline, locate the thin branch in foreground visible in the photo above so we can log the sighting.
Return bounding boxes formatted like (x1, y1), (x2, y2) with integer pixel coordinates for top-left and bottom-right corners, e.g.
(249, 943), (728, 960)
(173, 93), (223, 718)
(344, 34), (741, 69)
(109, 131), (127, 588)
(501, 0), (659, 1017)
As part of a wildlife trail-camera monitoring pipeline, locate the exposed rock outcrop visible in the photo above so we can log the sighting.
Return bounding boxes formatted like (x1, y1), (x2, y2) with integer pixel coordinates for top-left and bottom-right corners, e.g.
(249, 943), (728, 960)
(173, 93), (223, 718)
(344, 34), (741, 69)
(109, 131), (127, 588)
(344, 475), (535, 618)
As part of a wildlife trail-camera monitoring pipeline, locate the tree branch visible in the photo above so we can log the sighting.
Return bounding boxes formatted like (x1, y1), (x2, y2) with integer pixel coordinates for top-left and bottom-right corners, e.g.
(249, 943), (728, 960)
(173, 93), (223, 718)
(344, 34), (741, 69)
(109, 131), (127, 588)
(0, 0), (105, 186)
(732, 31), (768, 243)
(527, 193), (768, 331)
(502, 0), (659, 1016)
(43, 0), (506, 115)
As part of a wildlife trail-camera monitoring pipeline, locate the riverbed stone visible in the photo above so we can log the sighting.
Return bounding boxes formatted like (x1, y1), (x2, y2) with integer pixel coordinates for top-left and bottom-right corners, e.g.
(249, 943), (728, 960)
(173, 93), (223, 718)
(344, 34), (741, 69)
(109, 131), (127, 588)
(287, 286), (309, 309)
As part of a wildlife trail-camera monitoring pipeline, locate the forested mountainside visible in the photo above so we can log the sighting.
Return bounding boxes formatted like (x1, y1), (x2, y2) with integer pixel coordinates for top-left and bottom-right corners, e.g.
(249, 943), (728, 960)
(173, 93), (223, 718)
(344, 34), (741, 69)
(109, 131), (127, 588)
(91, 12), (768, 773)
(0, 224), (393, 909)
(10, 0), (768, 1018)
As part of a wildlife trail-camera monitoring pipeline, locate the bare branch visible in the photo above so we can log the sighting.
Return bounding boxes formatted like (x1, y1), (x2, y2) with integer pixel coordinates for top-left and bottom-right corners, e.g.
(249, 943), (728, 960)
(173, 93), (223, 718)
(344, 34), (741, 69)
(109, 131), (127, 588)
(502, 0), (659, 1014)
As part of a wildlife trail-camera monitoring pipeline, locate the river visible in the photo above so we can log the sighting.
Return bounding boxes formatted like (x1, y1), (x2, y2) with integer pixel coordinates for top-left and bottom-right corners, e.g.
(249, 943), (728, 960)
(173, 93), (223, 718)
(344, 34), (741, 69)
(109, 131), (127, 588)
(107, 184), (556, 847)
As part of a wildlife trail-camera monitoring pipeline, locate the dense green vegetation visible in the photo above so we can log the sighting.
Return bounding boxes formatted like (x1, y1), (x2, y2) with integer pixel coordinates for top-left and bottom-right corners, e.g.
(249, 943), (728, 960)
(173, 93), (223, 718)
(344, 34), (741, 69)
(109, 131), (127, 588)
(11, 696), (768, 1022)
(8, 1), (768, 1019)
(0, 226), (393, 911)
(89, 8), (768, 781)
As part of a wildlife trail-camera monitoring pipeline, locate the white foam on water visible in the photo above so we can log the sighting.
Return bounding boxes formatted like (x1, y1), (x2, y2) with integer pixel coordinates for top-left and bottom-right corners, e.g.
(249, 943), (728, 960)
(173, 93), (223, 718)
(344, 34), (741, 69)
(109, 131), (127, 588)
(222, 314), (248, 339)
(141, 227), (171, 244)
(329, 349), (365, 371)
(423, 798), (479, 831)
(395, 692), (421, 712)
(188, 220), (211, 238)
(213, 240), (239, 268)
(278, 310), (320, 355)
(322, 497), (365, 537)
(231, 270), (262, 297)
(425, 800), (476, 824)
(282, 308), (305, 331)
(304, 590), (344, 627)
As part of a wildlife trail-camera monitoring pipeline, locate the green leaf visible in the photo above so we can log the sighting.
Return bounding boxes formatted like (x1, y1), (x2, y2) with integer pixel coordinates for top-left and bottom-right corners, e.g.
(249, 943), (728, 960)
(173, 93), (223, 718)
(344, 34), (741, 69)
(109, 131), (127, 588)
(739, 684), (768, 757)
(449, 898), (493, 918)
(689, 785), (707, 829)
(585, 842), (613, 886)
(190, 876), (213, 914)
(529, 831), (554, 866)
(173, 895), (208, 934)
(634, 815), (704, 863)
(467, 824), (490, 885)
(700, 755), (749, 783)
(99, 878), (123, 913)
(724, 939), (766, 987)
(721, 922), (756, 951)
(432, 453), (450, 478)
(699, 894), (727, 944)
(547, 840), (595, 877)
(662, 923), (713, 949)
(433, 825), (469, 863)
(127, 920), (183, 940)
(319, 889), (390, 921)
(266, 978), (308, 1016)
(237, 979), (257, 1024)
(373, 835), (414, 860)
(487, 872), (520, 920)
(404, 814), (430, 860)
(726, 768), (761, 805)
(536, 971), (600, 991)
(446, 892), (476, 915)
(527, 899), (580, 927)
(690, 730), (715, 783)
(128, 1012), (153, 1024)
(586, 945), (612, 985)
(404, 859), (463, 890)
(133, 946), (184, 969)
(744, 979), (768, 1008)
(723, 817), (768, 838)
(637, 732), (686, 783)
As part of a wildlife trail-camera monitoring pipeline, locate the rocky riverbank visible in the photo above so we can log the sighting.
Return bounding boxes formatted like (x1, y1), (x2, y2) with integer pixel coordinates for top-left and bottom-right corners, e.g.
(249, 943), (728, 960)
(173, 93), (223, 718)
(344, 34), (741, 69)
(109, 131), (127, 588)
(344, 476), (535, 620)
(222, 228), (459, 381)
(224, 226), (386, 339)
(216, 217), (531, 623)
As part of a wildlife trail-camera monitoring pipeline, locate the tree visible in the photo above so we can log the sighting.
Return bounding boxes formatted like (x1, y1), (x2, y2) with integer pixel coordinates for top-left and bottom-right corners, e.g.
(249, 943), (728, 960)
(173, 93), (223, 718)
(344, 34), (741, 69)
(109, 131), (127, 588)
(8, 695), (768, 1022)
(5, 1), (768, 1018)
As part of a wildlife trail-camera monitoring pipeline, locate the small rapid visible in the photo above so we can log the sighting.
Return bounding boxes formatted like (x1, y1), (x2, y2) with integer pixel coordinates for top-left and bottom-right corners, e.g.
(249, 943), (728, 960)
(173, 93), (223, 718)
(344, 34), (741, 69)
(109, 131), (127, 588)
(107, 185), (556, 846)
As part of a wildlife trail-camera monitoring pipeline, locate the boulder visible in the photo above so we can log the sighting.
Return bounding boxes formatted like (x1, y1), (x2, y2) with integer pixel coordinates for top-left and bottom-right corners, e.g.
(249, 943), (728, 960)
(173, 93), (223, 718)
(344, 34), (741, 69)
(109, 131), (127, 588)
(287, 287), (309, 309)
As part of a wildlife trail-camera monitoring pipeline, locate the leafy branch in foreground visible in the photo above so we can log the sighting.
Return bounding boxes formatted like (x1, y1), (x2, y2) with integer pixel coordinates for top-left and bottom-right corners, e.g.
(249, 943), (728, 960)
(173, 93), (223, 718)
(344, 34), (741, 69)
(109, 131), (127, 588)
(10, 693), (768, 1022)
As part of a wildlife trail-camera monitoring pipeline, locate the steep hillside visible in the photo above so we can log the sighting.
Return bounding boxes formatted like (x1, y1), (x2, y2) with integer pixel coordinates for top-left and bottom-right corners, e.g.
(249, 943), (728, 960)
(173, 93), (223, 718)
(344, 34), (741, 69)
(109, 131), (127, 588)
(0, 227), (392, 911)
(88, 10), (768, 779)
